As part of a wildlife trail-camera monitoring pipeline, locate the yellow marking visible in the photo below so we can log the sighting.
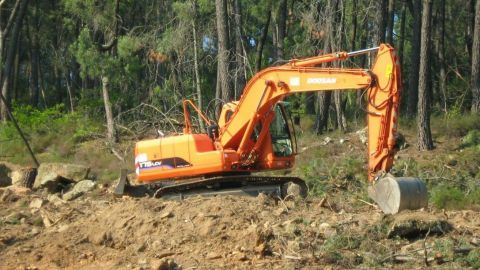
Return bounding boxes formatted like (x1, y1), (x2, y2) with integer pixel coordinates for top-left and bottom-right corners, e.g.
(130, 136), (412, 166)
(385, 64), (393, 78)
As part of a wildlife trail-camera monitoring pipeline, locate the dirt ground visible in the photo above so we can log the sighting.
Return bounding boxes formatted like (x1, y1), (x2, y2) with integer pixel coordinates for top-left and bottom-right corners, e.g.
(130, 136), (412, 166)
(1, 185), (479, 270)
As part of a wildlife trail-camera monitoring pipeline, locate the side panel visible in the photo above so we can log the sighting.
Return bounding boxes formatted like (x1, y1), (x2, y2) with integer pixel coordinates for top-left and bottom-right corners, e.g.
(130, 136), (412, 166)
(135, 134), (233, 183)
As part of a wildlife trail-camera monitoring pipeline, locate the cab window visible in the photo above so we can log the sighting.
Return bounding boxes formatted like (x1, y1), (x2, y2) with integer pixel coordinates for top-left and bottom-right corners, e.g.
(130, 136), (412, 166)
(270, 105), (293, 157)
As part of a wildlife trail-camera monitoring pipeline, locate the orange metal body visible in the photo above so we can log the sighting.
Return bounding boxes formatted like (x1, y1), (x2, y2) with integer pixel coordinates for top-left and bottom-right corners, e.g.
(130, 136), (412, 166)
(135, 44), (401, 183)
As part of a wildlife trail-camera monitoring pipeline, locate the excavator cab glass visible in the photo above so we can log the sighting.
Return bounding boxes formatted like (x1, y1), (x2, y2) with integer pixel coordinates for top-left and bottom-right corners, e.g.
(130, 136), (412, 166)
(270, 104), (296, 157)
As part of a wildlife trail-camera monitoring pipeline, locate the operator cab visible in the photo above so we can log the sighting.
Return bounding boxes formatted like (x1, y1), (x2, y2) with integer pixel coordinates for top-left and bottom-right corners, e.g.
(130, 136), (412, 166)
(270, 103), (297, 157)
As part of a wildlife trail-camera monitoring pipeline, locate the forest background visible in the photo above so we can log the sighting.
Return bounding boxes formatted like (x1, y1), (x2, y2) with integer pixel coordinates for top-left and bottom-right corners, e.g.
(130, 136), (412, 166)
(0, 0), (479, 183)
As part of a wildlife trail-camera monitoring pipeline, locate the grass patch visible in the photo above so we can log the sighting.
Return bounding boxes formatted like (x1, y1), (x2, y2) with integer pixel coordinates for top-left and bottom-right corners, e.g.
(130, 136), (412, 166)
(0, 105), (101, 165)
(323, 234), (363, 251)
(431, 185), (480, 210)
(432, 114), (480, 137)
(460, 129), (480, 148)
(462, 249), (480, 269)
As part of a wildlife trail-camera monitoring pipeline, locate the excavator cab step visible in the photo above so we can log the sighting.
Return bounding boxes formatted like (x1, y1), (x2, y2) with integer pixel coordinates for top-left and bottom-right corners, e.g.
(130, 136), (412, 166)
(368, 174), (428, 214)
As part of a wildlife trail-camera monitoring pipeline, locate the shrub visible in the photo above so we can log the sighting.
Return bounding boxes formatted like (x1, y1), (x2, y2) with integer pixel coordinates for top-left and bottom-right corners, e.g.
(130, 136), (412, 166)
(437, 114), (480, 137)
(460, 129), (480, 148)
(431, 186), (467, 210)
(0, 105), (101, 165)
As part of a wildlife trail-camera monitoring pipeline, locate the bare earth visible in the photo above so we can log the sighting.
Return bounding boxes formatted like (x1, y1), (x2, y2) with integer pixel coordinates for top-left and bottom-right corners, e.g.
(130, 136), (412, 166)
(0, 186), (479, 270)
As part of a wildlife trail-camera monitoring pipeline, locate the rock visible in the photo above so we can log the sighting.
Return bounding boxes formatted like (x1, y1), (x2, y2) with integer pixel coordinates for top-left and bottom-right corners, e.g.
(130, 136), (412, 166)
(206, 252), (222, 260)
(10, 170), (24, 186)
(274, 208), (287, 216)
(284, 181), (308, 199)
(356, 127), (368, 144)
(150, 259), (168, 270)
(254, 242), (267, 256)
(62, 180), (96, 201)
(29, 198), (45, 209)
(34, 163), (90, 191)
(0, 188), (20, 202)
(150, 259), (174, 270)
(471, 237), (480, 246)
(256, 193), (270, 206)
(30, 227), (40, 236)
(319, 222), (336, 237)
(0, 163), (12, 187)
(47, 194), (65, 206)
(11, 168), (37, 188)
(323, 137), (332, 145)
(57, 225), (69, 233)
(89, 230), (113, 247)
(233, 252), (248, 261)
(137, 258), (148, 266)
(160, 211), (173, 219)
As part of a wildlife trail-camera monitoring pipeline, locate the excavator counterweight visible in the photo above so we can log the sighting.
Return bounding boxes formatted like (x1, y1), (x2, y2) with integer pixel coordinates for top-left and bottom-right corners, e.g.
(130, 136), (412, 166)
(117, 44), (428, 214)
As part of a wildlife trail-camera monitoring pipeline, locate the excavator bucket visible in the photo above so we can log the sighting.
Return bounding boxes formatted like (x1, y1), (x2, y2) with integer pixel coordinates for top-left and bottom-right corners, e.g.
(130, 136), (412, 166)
(368, 174), (428, 214)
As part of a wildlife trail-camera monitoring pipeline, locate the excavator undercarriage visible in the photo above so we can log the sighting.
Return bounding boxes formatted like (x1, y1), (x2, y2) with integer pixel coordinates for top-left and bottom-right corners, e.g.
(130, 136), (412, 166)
(115, 170), (307, 200)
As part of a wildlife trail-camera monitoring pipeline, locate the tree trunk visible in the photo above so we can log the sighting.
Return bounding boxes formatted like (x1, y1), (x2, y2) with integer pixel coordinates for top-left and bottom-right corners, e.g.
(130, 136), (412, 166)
(192, 0), (204, 132)
(466, 0), (475, 65)
(356, 18), (368, 107)
(398, 1), (407, 68)
(333, 0), (347, 131)
(417, 0), (434, 150)
(314, 92), (331, 134)
(102, 75), (117, 143)
(1, 0), (28, 121)
(437, 0), (447, 113)
(233, 0), (246, 97)
(276, 0), (287, 61)
(54, 65), (63, 105)
(315, 0), (334, 133)
(386, 0), (395, 44)
(12, 31), (20, 101)
(26, 14), (36, 106)
(407, 0), (422, 116)
(471, 0), (480, 112)
(351, 0), (357, 51)
(215, 0), (232, 101)
(65, 72), (75, 112)
(255, 11), (271, 73)
(372, 0), (386, 45)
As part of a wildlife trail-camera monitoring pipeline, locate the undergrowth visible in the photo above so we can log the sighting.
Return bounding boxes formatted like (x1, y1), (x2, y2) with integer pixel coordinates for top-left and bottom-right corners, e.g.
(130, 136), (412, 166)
(0, 104), (126, 182)
(0, 104), (101, 164)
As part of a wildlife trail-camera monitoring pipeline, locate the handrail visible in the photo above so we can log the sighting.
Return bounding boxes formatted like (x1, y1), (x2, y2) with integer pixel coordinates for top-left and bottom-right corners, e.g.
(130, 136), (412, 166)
(183, 99), (212, 134)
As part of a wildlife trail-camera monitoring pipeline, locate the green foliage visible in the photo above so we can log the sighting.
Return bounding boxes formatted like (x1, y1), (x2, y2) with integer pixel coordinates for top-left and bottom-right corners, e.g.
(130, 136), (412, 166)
(432, 239), (455, 261)
(463, 249), (480, 269)
(431, 186), (467, 209)
(431, 184), (480, 210)
(323, 234), (362, 251)
(70, 28), (104, 78)
(0, 105), (101, 165)
(438, 114), (480, 137)
(461, 129), (480, 148)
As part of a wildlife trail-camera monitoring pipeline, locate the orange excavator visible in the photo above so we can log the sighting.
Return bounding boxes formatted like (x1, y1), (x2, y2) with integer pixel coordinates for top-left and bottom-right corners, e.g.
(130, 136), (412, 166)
(115, 44), (427, 214)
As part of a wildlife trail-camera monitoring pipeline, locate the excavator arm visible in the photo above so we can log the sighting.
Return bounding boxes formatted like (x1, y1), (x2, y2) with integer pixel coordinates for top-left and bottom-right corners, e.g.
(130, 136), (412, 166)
(219, 44), (400, 182)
